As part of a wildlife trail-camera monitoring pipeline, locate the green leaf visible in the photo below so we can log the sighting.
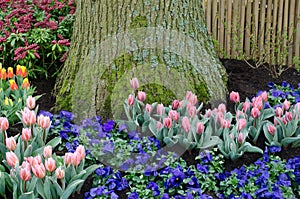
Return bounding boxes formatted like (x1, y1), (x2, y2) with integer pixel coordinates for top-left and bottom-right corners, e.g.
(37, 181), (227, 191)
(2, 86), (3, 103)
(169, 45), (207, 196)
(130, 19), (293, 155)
(60, 179), (84, 199)
(19, 192), (35, 199)
(36, 179), (46, 199)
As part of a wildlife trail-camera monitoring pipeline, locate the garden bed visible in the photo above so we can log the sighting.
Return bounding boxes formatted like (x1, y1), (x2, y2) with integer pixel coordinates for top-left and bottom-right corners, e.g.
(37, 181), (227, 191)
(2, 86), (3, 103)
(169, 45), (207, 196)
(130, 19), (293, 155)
(29, 59), (300, 198)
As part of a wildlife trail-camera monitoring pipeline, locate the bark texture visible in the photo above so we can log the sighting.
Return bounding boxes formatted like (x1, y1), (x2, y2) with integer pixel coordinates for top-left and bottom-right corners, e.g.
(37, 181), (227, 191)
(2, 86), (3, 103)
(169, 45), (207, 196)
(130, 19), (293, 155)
(54, 0), (228, 121)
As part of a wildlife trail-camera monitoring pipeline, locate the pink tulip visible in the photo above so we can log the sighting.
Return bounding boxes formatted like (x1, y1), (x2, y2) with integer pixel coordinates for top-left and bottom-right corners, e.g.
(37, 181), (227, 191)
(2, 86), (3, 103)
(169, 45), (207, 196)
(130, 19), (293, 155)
(6, 151), (18, 167)
(55, 166), (65, 179)
(145, 104), (151, 113)
(45, 157), (56, 172)
(71, 152), (81, 167)
(282, 99), (291, 111)
(260, 91), (268, 102)
(6, 137), (16, 151)
(237, 133), (244, 144)
(30, 155), (42, 166)
(172, 100), (180, 110)
(267, 124), (276, 135)
(230, 134), (235, 140)
(251, 107), (260, 119)
(0, 117), (9, 131)
(275, 107), (283, 117)
(21, 128), (31, 141)
(64, 153), (73, 166)
(75, 145), (86, 160)
(216, 112), (224, 124)
(229, 91), (240, 103)
(156, 121), (163, 130)
(242, 102), (251, 112)
(163, 117), (172, 129)
(137, 91), (146, 102)
(218, 103), (226, 114)
(179, 100), (184, 108)
(157, 103), (164, 115)
(285, 111), (293, 122)
(20, 166), (31, 181)
(168, 110), (179, 122)
(252, 96), (263, 110)
(204, 109), (212, 118)
(186, 91), (197, 105)
(22, 108), (36, 126)
(127, 94), (134, 106)
(236, 110), (245, 120)
(222, 119), (231, 129)
(130, 78), (139, 90)
(32, 163), (46, 178)
(43, 146), (52, 158)
(188, 106), (197, 118)
(181, 116), (191, 133)
(37, 115), (51, 129)
(238, 118), (247, 130)
(196, 122), (204, 134)
(26, 96), (36, 109)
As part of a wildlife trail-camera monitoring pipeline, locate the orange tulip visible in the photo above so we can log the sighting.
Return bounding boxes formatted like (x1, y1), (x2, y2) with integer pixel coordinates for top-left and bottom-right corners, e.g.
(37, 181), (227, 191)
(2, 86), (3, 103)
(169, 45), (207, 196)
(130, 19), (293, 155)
(7, 67), (14, 78)
(16, 65), (27, 78)
(0, 68), (6, 79)
(9, 79), (18, 90)
(22, 78), (30, 89)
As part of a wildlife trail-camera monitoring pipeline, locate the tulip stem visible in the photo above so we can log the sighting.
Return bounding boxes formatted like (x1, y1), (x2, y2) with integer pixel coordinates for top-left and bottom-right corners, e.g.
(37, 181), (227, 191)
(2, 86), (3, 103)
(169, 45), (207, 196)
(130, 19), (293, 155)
(23, 181), (26, 193)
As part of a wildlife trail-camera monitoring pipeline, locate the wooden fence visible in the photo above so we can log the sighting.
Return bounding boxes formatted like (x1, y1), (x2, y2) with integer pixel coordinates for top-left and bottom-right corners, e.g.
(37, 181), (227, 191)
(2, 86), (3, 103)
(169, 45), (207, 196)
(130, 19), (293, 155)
(202, 0), (300, 67)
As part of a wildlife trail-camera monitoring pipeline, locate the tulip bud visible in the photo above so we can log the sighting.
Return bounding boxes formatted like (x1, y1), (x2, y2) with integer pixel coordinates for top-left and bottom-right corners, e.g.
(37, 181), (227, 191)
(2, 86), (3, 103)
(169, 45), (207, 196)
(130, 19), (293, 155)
(282, 99), (291, 111)
(172, 100), (180, 110)
(186, 92), (197, 105)
(0, 117), (9, 131)
(21, 128), (31, 141)
(157, 103), (164, 115)
(163, 117), (172, 129)
(32, 163), (46, 178)
(6, 151), (18, 167)
(145, 104), (151, 113)
(229, 91), (240, 103)
(181, 116), (191, 133)
(260, 91), (268, 102)
(196, 122), (204, 134)
(222, 119), (231, 129)
(218, 103), (226, 114)
(285, 111), (293, 122)
(26, 96), (36, 109)
(267, 124), (276, 135)
(6, 137), (16, 151)
(22, 108), (36, 126)
(237, 133), (244, 144)
(43, 146), (52, 158)
(242, 102), (251, 112)
(156, 121), (163, 130)
(275, 107), (283, 117)
(168, 110), (179, 122)
(64, 153), (73, 166)
(55, 166), (65, 179)
(37, 115), (51, 129)
(75, 145), (86, 160)
(45, 157), (56, 172)
(252, 96), (263, 110)
(127, 94), (134, 106)
(71, 152), (81, 167)
(137, 91), (146, 102)
(251, 107), (260, 119)
(188, 106), (197, 118)
(237, 118), (247, 130)
(130, 78), (139, 90)
(20, 166), (31, 181)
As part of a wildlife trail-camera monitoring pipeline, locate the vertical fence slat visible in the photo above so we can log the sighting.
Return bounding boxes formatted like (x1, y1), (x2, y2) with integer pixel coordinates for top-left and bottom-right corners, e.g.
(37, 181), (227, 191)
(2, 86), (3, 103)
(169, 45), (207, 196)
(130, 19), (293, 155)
(271, 0), (279, 65)
(259, 0), (267, 58)
(226, 0), (232, 57)
(277, 0), (284, 64)
(266, 0), (273, 63)
(206, 0), (212, 33)
(296, 0), (300, 61)
(219, 0), (225, 53)
(253, 0), (260, 59)
(282, 0), (289, 65)
(240, 0), (246, 58)
(288, 0), (296, 65)
(245, 0), (252, 57)
(231, 0), (238, 57)
(212, 0), (218, 45)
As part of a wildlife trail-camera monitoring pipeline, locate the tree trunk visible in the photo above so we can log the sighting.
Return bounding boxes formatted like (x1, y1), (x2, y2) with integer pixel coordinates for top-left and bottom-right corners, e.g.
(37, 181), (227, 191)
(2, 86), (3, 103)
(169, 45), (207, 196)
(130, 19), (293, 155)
(54, 0), (228, 122)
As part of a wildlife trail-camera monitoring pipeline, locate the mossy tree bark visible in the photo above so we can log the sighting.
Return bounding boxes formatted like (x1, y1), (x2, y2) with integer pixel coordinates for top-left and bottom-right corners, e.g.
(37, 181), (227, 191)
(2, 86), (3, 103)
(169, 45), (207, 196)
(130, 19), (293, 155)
(54, 0), (228, 121)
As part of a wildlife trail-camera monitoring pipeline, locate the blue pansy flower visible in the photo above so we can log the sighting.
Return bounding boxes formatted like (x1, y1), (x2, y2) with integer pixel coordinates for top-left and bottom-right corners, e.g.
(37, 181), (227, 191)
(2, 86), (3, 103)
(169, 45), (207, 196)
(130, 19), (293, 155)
(60, 110), (74, 121)
(146, 182), (160, 197)
(128, 192), (139, 199)
(102, 141), (114, 154)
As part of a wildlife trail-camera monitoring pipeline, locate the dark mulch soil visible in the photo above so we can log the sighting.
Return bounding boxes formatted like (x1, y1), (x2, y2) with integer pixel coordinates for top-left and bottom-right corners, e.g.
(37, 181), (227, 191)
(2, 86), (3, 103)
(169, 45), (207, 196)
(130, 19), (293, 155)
(27, 59), (300, 198)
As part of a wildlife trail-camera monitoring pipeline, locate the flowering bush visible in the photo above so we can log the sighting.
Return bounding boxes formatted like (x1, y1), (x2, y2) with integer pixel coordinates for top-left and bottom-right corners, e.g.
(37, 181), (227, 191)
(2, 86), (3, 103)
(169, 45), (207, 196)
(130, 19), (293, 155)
(0, 64), (35, 124)
(0, 0), (75, 77)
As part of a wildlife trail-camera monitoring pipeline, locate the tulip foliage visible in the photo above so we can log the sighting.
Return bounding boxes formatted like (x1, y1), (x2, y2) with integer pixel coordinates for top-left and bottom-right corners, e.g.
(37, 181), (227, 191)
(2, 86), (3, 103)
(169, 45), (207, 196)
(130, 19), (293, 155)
(0, 96), (98, 199)
(119, 78), (300, 160)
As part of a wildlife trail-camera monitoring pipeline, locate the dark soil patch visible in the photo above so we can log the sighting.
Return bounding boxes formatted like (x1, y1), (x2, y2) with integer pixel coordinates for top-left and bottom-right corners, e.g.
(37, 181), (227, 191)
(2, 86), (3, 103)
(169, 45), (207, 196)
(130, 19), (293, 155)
(29, 59), (300, 198)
